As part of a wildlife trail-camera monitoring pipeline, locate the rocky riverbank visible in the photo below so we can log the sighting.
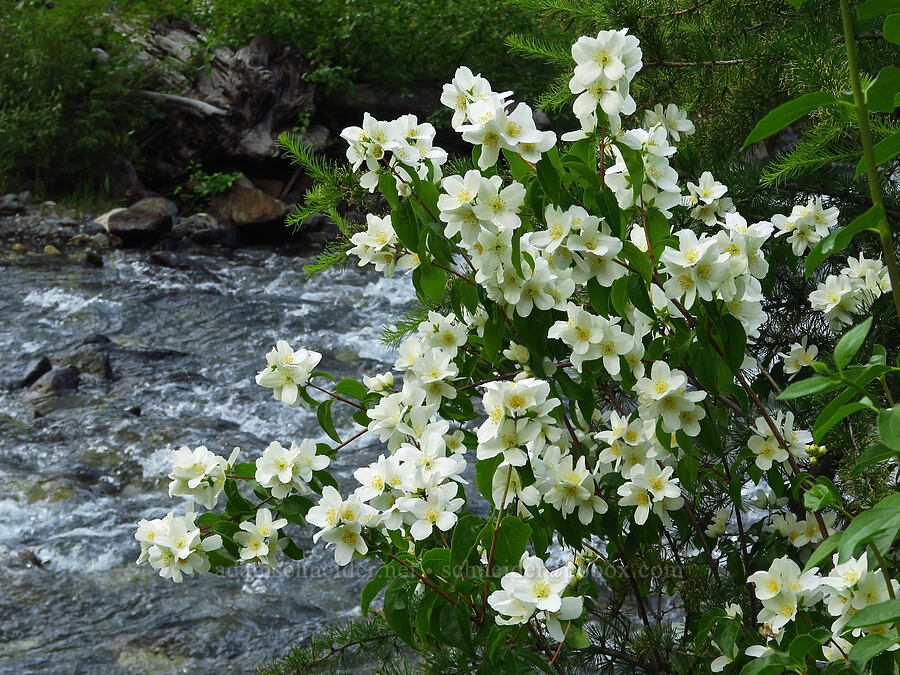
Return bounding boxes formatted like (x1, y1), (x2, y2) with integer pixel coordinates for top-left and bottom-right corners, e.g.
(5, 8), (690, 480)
(0, 188), (340, 270)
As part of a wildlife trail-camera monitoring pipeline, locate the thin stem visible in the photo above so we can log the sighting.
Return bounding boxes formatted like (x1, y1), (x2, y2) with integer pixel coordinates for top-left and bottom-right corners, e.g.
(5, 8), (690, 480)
(839, 0), (900, 324)
(307, 381), (366, 411)
(869, 542), (896, 601)
(479, 466), (514, 623)
(334, 427), (369, 452)
(388, 553), (459, 607)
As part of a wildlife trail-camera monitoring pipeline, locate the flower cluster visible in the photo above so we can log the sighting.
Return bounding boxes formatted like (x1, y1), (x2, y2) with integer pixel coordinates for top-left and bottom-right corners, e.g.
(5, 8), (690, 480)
(809, 252), (891, 326)
(441, 66), (555, 169)
(488, 554), (583, 640)
(773, 196), (839, 256)
(255, 340), (322, 407)
(255, 439), (330, 499)
(341, 112), (447, 195)
(167, 445), (239, 509)
(135, 503), (222, 582)
(747, 410), (811, 471)
(778, 336), (818, 377)
(347, 213), (418, 277)
(568, 28), (642, 135)
(748, 554), (899, 651)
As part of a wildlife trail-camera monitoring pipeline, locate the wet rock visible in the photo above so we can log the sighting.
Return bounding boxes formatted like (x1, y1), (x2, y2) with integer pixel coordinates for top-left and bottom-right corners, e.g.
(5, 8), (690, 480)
(170, 212), (220, 240)
(0, 193), (24, 214)
(127, 405), (142, 416)
(99, 197), (177, 244)
(209, 177), (288, 226)
(302, 124), (329, 153)
(22, 366), (80, 402)
(65, 343), (114, 380)
(3, 355), (52, 390)
(149, 250), (185, 269)
(82, 334), (112, 345)
(43, 244), (61, 256)
(84, 250), (105, 268)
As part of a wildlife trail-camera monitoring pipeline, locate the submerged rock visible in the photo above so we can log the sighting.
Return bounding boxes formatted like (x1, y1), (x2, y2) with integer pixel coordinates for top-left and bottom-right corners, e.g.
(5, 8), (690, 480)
(3, 355), (52, 390)
(65, 343), (115, 381)
(22, 366), (80, 402)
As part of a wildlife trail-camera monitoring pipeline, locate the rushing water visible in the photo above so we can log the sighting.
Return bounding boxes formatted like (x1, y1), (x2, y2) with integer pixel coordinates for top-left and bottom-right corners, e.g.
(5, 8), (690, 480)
(0, 247), (415, 674)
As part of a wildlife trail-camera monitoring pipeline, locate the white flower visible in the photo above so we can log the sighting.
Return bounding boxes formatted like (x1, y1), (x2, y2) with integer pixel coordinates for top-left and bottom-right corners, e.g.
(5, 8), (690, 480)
(544, 596), (584, 642)
(256, 440), (328, 499)
(235, 508), (287, 566)
(167, 445), (238, 509)
(255, 341), (322, 406)
(779, 336), (818, 377)
(137, 504), (222, 583)
(644, 103), (694, 142)
(401, 483), (464, 540)
(321, 523), (367, 566)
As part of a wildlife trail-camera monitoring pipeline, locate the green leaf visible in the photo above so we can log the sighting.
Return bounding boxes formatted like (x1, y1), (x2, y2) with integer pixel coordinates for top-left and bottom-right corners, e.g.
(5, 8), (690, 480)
(415, 259), (447, 302)
(778, 375), (843, 400)
(317, 399), (341, 442)
(879, 407), (900, 451)
(378, 172), (399, 209)
(858, 0), (898, 19)
(884, 13), (900, 44)
(738, 650), (793, 674)
(785, 0), (804, 7)
(803, 476), (840, 512)
(866, 65), (900, 112)
(788, 628), (830, 663)
(391, 202), (419, 251)
(422, 548), (452, 580)
(743, 92), (841, 147)
(383, 575), (416, 647)
(835, 317), (873, 369)
(565, 626), (590, 649)
(415, 590), (439, 642)
(232, 462), (257, 479)
(721, 314), (747, 375)
(858, 131), (900, 177)
(814, 401), (872, 443)
(483, 515), (531, 569)
(804, 531), (842, 572)
(849, 634), (895, 665)
(476, 455), (503, 506)
(451, 514), (484, 572)
(282, 537), (305, 560)
(586, 277), (610, 315)
(627, 274), (655, 317)
(223, 478), (253, 514)
(850, 443), (899, 475)
(838, 492), (900, 561)
(846, 599), (900, 628)
(617, 144), (644, 196)
(335, 378), (367, 400)
(805, 204), (884, 274)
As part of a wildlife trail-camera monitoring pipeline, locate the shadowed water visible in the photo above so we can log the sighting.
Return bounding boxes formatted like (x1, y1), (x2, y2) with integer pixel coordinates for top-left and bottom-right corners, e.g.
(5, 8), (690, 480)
(0, 248), (414, 673)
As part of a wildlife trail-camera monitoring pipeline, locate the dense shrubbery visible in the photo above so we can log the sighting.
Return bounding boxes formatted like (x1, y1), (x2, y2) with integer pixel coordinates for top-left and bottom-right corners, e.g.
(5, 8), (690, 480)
(133, 1), (900, 671)
(0, 0), (158, 193)
(0, 0), (551, 196)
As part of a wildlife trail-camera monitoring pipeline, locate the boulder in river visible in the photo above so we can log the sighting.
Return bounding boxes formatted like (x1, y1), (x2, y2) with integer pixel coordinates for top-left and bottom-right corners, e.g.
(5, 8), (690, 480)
(65, 343), (115, 381)
(3, 355), (51, 391)
(22, 366), (80, 402)
(98, 197), (177, 244)
(209, 177), (288, 226)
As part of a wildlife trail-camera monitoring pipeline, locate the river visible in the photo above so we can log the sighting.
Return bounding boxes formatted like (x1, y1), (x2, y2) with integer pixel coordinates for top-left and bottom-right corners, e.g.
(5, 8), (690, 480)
(0, 246), (414, 673)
